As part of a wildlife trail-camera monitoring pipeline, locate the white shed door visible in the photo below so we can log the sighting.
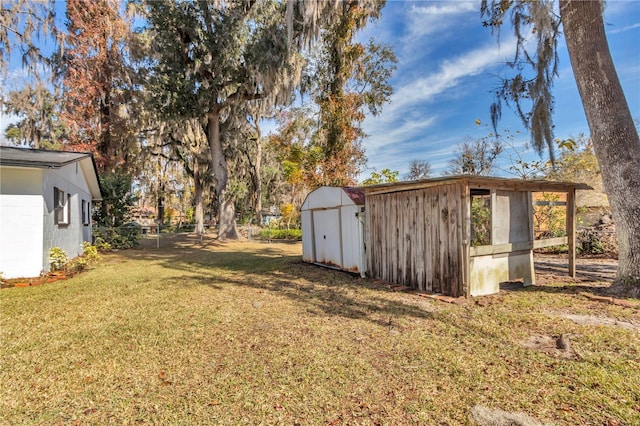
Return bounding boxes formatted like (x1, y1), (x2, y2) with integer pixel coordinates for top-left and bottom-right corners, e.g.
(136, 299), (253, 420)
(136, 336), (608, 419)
(313, 208), (342, 268)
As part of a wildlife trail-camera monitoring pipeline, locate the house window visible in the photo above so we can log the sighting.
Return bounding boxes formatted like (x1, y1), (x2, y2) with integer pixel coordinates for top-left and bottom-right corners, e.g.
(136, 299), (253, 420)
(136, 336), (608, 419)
(82, 200), (91, 226)
(54, 187), (70, 225)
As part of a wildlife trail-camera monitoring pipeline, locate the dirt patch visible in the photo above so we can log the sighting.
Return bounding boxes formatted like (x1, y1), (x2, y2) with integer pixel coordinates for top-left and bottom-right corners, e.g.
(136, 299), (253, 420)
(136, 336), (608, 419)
(470, 405), (547, 426)
(521, 334), (579, 359)
(548, 312), (640, 332)
(534, 253), (618, 284)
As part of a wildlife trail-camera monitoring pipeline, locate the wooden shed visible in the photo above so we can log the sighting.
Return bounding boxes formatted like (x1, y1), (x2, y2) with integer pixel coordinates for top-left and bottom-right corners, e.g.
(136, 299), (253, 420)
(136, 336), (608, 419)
(301, 186), (366, 275)
(364, 176), (591, 297)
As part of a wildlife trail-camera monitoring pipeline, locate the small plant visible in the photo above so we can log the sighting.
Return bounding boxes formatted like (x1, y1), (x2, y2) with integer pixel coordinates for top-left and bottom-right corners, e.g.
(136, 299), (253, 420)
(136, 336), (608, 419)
(49, 247), (69, 271)
(577, 229), (605, 255)
(82, 242), (100, 262)
(67, 257), (89, 273)
(94, 237), (112, 252)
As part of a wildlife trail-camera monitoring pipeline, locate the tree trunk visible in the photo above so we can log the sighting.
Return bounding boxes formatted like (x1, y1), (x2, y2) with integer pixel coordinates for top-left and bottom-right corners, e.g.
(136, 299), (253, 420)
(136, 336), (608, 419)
(207, 110), (239, 240)
(560, 0), (640, 288)
(193, 165), (205, 235)
(253, 122), (263, 226)
(157, 182), (165, 226)
(99, 60), (112, 172)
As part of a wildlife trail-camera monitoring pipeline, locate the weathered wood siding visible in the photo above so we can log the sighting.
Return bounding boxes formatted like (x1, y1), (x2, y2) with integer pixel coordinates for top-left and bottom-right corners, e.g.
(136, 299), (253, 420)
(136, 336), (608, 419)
(366, 183), (466, 297)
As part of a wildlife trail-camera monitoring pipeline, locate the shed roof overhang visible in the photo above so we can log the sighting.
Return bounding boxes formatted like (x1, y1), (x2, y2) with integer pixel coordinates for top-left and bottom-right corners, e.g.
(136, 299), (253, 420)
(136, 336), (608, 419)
(0, 146), (103, 200)
(363, 175), (592, 196)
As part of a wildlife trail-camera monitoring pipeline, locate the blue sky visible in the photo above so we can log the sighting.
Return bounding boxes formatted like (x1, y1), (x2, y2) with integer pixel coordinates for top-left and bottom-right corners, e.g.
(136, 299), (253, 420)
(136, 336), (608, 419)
(354, 0), (640, 178)
(1, 0), (638, 181)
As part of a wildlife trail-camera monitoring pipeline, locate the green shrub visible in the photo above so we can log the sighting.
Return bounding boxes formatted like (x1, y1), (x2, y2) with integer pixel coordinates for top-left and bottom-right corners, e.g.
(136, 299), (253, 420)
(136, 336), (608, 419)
(261, 228), (302, 240)
(577, 229), (605, 255)
(93, 226), (139, 249)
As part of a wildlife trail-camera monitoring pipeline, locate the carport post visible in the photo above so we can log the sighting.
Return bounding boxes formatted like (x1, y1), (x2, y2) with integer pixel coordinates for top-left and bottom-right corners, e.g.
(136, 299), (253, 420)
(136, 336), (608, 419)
(567, 188), (576, 278)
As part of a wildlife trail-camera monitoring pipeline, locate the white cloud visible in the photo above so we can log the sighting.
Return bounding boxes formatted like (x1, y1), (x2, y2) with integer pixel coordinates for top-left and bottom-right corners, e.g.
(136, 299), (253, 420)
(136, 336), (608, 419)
(382, 37), (518, 121)
(364, 114), (438, 150)
(361, 36), (520, 178)
(608, 22), (640, 34)
(405, 1), (478, 41)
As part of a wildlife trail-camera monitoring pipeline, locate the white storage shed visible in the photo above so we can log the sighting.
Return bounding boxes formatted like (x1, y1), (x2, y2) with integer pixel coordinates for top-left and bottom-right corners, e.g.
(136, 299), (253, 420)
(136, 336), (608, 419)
(301, 186), (366, 276)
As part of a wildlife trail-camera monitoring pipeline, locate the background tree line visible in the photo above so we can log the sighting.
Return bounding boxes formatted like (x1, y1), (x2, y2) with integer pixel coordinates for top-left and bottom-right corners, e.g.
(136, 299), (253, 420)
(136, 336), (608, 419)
(1, 0), (396, 239)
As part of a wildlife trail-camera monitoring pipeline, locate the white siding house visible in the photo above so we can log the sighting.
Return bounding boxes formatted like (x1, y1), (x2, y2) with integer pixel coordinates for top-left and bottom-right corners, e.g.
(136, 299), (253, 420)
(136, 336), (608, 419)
(0, 147), (102, 279)
(301, 186), (366, 276)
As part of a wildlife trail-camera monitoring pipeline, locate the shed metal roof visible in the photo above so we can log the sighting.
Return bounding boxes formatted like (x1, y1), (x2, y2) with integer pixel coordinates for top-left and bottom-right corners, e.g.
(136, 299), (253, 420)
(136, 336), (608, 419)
(342, 187), (365, 205)
(363, 175), (592, 196)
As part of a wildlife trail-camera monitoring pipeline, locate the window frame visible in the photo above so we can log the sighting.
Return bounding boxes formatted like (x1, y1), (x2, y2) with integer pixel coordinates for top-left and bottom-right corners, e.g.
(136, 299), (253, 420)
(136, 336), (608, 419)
(54, 187), (70, 226)
(81, 199), (91, 226)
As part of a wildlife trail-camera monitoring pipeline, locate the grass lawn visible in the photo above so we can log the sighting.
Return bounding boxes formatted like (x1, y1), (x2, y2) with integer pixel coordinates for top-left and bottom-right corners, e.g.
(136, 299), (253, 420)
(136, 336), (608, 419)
(1, 234), (639, 425)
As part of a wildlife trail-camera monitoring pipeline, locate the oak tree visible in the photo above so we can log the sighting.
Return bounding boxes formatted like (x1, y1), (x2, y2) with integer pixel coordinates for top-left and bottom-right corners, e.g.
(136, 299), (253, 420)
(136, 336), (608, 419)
(144, 0), (303, 240)
(0, 0), (56, 76)
(2, 82), (62, 149)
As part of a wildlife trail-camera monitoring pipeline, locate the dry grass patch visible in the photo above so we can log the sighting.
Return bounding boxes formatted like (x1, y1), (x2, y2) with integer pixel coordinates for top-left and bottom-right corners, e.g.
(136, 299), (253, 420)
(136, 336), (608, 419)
(1, 235), (639, 425)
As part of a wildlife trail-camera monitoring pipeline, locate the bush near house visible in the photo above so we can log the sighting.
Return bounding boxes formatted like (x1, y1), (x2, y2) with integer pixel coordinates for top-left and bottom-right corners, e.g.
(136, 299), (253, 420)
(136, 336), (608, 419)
(93, 225), (140, 249)
(49, 244), (101, 274)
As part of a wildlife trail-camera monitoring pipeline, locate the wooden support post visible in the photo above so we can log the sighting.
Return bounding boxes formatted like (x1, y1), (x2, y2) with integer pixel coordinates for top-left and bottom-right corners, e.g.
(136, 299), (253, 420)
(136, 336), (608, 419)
(526, 191), (536, 286)
(567, 188), (576, 278)
(462, 183), (471, 297)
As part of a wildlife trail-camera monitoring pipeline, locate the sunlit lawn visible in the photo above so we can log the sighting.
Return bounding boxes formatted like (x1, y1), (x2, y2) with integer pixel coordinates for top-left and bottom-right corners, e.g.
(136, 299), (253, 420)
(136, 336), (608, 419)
(1, 234), (638, 425)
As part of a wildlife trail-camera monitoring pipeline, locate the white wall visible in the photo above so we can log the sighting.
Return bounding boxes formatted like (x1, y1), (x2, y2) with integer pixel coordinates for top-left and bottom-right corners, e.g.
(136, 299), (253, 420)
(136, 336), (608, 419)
(301, 210), (314, 263)
(340, 204), (362, 272)
(301, 187), (364, 273)
(0, 167), (45, 278)
(42, 163), (93, 270)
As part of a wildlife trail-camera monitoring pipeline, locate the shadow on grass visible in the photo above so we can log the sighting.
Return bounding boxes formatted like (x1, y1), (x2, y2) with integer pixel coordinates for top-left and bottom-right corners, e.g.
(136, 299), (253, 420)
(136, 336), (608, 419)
(123, 235), (436, 328)
(499, 281), (612, 296)
(498, 257), (618, 297)
(535, 258), (617, 282)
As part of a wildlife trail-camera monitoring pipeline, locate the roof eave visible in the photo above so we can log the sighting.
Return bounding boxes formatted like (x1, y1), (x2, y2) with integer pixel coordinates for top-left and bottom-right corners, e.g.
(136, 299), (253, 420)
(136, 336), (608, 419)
(363, 175), (593, 196)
